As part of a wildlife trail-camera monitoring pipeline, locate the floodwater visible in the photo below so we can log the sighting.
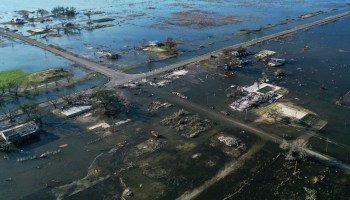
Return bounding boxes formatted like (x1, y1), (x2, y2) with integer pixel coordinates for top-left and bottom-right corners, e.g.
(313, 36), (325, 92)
(0, 37), (89, 78)
(1, 1), (350, 200)
(1, 0), (349, 72)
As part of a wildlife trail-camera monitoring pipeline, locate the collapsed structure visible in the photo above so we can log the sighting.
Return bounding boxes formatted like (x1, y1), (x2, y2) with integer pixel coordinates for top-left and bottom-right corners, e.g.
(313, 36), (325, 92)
(0, 121), (39, 143)
(230, 82), (286, 111)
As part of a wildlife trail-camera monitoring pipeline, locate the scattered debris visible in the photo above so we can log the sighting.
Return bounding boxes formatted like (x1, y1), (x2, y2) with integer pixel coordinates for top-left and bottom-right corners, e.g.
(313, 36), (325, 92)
(161, 109), (211, 138)
(115, 119), (132, 126)
(230, 82), (286, 111)
(267, 58), (286, 67)
(40, 149), (61, 158)
(172, 92), (188, 99)
(255, 50), (277, 59)
(122, 188), (134, 198)
(151, 130), (160, 138)
(274, 69), (286, 77)
(192, 153), (202, 159)
(88, 122), (111, 130)
(218, 136), (240, 147)
(148, 101), (173, 112)
(59, 144), (69, 148)
(134, 139), (166, 156)
(17, 149), (61, 162)
(161, 69), (189, 79)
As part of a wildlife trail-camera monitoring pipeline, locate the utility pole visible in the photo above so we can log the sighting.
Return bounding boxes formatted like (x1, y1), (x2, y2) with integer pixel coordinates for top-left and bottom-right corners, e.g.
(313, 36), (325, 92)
(326, 138), (329, 153)
(245, 109), (248, 121)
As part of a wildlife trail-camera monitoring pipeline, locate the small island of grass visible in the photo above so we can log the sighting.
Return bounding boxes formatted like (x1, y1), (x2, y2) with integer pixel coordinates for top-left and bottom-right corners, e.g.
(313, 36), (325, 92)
(0, 68), (72, 89)
(0, 69), (28, 85)
(92, 18), (115, 23)
(27, 68), (72, 84)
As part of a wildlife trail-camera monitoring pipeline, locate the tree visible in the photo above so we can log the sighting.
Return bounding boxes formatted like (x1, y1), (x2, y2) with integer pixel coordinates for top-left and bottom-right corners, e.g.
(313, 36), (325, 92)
(0, 105), (18, 124)
(280, 139), (307, 161)
(6, 80), (23, 98)
(37, 8), (49, 18)
(268, 108), (281, 123)
(48, 96), (60, 109)
(52, 6), (77, 17)
(19, 102), (40, 122)
(92, 89), (125, 115)
(165, 37), (177, 55)
(84, 11), (93, 25)
(22, 13), (29, 19)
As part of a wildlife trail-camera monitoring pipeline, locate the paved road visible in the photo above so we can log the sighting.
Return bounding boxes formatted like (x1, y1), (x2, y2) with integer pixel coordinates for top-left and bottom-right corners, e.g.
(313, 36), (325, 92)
(1, 11), (350, 170)
(0, 27), (134, 84)
(1, 11), (350, 87)
(136, 11), (350, 84)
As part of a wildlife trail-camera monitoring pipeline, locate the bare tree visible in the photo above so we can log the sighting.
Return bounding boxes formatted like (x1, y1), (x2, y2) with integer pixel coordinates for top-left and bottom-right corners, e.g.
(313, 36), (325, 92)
(48, 96), (60, 109)
(268, 108), (281, 123)
(0, 105), (18, 124)
(92, 89), (125, 115)
(280, 139), (307, 161)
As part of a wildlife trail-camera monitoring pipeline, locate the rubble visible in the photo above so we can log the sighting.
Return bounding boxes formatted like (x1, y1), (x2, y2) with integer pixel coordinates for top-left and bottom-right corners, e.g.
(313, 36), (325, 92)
(88, 122), (110, 130)
(267, 58), (286, 67)
(161, 109), (211, 138)
(255, 50), (277, 59)
(230, 82), (286, 111)
(148, 101), (173, 112)
(134, 139), (166, 156)
(172, 92), (188, 99)
(218, 136), (241, 147)
(274, 69), (286, 77)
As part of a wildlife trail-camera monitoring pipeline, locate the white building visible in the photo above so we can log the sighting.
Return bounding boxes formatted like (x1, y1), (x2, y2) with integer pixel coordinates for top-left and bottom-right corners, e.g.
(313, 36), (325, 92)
(60, 106), (92, 117)
(0, 121), (39, 143)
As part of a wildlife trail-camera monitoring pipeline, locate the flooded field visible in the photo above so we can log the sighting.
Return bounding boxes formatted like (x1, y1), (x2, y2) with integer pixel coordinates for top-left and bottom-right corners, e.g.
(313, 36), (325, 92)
(1, 0), (349, 72)
(1, 1), (350, 200)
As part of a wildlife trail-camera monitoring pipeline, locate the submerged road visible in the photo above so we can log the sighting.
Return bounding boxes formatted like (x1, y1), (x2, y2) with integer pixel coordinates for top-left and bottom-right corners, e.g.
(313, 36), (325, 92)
(0, 27), (134, 85)
(149, 88), (350, 173)
(146, 89), (350, 199)
(1, 11), (350, 87)
(1, 10), (350, 168)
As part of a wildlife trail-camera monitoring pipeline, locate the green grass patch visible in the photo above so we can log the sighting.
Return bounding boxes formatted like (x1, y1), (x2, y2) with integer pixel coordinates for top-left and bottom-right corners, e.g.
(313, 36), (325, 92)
(0, 69), (28, 86)
(27, 68), (72, 84)
(275, 88), (289, 95)
(299, 113), (318, 126)
(0, 68), (72, 89)
(119, 66), (138, 73)
(93, 18), (115, 23)
(84, 24), (115, 30)
(235, 20), (290, 35)
(257, 103), (278, 116)
(299, 11), (325, 19)
(235, 28), (262, 35)
(257, 86), (274, 94)
(147, 46), (169, 53)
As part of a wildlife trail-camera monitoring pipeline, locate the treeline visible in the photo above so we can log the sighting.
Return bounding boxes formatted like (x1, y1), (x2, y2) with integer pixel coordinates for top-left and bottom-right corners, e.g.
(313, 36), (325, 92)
(51, 6), (78, 17)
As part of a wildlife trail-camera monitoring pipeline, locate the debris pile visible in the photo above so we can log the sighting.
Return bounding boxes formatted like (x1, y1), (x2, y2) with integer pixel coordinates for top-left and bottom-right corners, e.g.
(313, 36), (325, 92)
(134, 139), (166, 156)
(255, 50), (277, 59)
(172, 92), (188, 99)
(218, 136), (240, 147)
(161, 109), (211, 138)
(148, 101), (173, 112)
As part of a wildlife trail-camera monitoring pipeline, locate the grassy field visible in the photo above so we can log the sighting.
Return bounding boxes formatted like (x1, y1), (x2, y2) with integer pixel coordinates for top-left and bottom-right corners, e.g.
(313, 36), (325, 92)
(93, 18), (115, 23)
(0, 68), (72, 87)
(0, 69), (28, 86)
(27, 68), (72, 84)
